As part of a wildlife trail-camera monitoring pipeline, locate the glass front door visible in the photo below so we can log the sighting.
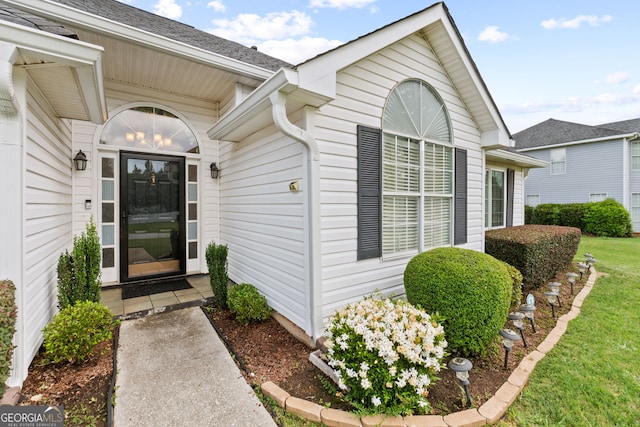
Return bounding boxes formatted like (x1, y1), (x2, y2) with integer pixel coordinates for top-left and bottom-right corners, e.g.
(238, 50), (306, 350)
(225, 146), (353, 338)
(120, 152), (185, 281)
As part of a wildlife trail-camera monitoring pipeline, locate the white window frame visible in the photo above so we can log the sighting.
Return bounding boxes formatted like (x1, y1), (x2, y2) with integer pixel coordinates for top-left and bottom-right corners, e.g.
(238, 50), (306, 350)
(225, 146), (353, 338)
(632, 141), (640, 170)
(381, 80), (453, 256)
(550, 148), (566, 175)
(526, 194), (540, 207)
(631, 193), (640, 222)
(485, 168), (506, 228)
(589, 193), (608, 202)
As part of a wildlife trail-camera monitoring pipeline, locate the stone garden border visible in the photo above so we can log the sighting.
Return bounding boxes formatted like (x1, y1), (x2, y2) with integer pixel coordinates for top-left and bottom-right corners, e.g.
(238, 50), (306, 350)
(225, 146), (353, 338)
(261, 268), (598, 427)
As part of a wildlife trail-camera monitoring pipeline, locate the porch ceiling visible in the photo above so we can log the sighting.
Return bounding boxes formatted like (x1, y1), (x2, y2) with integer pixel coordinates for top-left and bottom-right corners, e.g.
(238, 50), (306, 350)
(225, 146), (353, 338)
(68, 27), (266, 105)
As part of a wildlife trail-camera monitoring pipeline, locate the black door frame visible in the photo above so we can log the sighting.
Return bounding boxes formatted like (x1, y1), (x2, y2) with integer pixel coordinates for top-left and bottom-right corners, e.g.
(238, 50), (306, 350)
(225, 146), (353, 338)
(119, 151), (186, 282)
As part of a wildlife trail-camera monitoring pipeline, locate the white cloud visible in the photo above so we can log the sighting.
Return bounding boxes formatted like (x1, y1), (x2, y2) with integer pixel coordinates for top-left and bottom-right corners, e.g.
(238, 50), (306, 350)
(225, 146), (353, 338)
(210, 10), (314, 45)
(308, 0), (376, 9)
(478, 26), (510, 43)
(634, 84), (640, 94)
(257, 37), (343, 64)
(594, 92), (640, 105)
(207, 0), (225, 13)
(541, 14), (612, 30)
(605, 72), (630, 84)
(153, 0), (182, 19)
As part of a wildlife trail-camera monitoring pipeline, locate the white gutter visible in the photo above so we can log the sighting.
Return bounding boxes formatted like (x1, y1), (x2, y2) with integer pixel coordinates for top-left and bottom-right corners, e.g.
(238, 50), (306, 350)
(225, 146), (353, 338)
(485, 148), (548, 168)
(269, 90), (323, 341)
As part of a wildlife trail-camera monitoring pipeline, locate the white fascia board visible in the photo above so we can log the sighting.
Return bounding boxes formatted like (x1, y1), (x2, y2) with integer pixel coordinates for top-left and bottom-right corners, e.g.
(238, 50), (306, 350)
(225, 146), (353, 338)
(1, 20), (107, 123)
(485, 149), (548, 168)
(432, 15), (511, 140)
(3, 0), (273, 81)
(295, 5), (444, 96)
(517, 133), (639, 152)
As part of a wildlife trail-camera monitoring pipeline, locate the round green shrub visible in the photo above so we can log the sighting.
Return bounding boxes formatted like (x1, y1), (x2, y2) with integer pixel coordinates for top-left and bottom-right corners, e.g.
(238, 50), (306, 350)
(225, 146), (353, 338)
(404, 247), (512, 357)
(583, 199), (633, 237)
(227, 283), (271, 325)
(501, 261), (523, 309)
(43, 301), (116, 364)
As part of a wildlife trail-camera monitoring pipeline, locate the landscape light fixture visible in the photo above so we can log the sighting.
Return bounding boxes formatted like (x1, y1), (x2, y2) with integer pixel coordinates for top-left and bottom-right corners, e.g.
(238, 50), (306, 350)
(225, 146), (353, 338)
(499, 329), (521, 369)
(210, 162), (219, 179)
(566, 272), (579, 295)
(549, 282), (562, 307)
(508, 312), (528, 347)
(577, 263), (588, 280)
(73, 150), (87, 171)
(520, 294), (537, 333)
(448, 357), (473, 407)
(544, 291), (559, 317)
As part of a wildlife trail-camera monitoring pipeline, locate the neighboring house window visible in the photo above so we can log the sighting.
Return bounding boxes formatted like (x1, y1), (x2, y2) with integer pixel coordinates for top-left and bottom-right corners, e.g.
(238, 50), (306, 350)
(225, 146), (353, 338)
(485, 169), (505, 228)
(589, 193), (607, 202)
(550, 148), (566, 175)
(527, 194), (540, 207)
(357, 80), (459, 259)
(632, 193), (640, 222)
(632, 141), (640, 170)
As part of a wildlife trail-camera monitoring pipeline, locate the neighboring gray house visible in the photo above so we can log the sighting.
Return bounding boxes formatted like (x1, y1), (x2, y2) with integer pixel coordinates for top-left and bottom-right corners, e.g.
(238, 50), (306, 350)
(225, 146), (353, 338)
(514, 118), (640, 231)
(1, 0), (545, 389)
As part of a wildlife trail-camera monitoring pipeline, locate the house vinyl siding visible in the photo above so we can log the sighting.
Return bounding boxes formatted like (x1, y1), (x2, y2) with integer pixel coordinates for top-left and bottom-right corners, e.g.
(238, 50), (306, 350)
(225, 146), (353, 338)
(524, 139), (625, 204)
(219, 119), (308, 330)
(315, 34), (485, 319)
(15, 82), (74, 386)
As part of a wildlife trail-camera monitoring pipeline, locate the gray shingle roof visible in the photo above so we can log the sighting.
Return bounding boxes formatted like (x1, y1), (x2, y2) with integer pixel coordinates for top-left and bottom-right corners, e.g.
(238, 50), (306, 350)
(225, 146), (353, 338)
(513, 118), (639, 150)
(0, 4), (78, 38)
(2, 0), (292, 71)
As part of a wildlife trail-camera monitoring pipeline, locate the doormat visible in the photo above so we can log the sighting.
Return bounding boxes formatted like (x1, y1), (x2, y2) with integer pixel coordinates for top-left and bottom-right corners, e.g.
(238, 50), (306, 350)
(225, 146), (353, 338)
(122, 278), (192, 299)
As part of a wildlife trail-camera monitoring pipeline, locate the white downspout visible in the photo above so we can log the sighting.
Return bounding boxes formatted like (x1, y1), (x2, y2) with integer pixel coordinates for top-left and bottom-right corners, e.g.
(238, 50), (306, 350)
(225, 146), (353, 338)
(269, 90), (323, 341)
(0, 42), (19, 115)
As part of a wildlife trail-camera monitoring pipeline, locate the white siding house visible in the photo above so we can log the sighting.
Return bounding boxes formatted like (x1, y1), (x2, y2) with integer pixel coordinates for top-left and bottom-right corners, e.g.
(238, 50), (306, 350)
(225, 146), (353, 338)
(515, 118), (640, 231)
(1, 0), (545, 389)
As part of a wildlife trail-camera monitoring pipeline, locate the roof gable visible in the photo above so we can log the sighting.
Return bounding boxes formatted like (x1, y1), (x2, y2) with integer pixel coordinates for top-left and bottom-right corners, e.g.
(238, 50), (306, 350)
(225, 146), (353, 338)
(293, 2), (511, 146)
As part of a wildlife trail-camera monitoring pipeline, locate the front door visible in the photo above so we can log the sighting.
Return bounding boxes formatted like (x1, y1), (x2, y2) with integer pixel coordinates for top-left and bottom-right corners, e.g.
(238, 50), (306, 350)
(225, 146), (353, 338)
(120, 152), (185, 281)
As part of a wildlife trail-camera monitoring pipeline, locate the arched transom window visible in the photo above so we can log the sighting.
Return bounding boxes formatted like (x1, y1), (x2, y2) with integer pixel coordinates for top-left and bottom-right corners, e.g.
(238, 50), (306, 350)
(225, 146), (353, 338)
(382, 80), (453, 255)
(100, 106), (199, 153)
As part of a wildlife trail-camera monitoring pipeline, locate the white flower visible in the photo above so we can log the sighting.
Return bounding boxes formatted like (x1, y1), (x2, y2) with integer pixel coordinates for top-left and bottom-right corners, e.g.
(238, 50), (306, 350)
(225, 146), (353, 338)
(371, 396), (381, 406)
(361, 377), (371, 389)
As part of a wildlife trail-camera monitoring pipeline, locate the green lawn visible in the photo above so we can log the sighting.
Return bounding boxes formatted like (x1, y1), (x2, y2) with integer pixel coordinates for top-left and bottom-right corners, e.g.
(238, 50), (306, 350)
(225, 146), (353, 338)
(503, 236), (640, 426)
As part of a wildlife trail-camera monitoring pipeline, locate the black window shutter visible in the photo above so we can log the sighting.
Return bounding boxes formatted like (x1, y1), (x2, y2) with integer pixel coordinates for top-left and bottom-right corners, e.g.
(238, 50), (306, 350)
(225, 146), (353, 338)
(454, 148), (467, 245)
(357, 125), (382, 260)
(506, 168), (515, 227)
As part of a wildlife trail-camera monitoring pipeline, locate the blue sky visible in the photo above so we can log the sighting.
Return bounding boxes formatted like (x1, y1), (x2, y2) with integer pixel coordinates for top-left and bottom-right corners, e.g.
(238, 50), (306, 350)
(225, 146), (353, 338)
(124, 0), (640, 133)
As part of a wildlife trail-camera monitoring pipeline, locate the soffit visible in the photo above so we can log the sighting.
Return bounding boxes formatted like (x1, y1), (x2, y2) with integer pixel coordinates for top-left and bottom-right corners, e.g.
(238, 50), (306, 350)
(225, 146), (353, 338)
(68, 27), (265, 103)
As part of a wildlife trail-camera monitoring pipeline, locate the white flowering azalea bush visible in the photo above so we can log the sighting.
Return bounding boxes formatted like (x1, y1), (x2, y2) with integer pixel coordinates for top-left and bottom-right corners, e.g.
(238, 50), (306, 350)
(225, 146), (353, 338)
(323, 295), (447, 415)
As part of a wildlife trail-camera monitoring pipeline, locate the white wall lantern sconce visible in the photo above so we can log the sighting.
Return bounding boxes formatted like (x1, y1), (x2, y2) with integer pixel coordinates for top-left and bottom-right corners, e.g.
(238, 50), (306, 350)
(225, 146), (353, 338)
(73, 150), (88, 171)
(210, 162), (219, 179)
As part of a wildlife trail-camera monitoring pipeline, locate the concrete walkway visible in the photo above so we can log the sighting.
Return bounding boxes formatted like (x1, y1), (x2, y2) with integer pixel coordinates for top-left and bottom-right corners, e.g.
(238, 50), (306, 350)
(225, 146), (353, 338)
(114, 306), (277, 426)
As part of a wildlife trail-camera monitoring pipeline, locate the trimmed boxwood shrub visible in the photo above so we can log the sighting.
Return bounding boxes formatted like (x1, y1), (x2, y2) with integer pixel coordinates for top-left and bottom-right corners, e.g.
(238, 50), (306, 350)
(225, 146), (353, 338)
(0, 279), (17, 397)
(43, 301), (116, 364)
(206, 242), (229, 308)
(404, 247), (512, 357)
(486, 225), (580, 290)
(583, 199), (633, 237)
(227, 283), (271, 325)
